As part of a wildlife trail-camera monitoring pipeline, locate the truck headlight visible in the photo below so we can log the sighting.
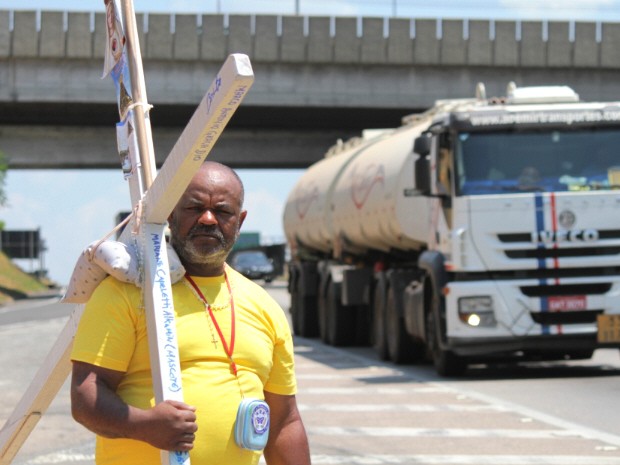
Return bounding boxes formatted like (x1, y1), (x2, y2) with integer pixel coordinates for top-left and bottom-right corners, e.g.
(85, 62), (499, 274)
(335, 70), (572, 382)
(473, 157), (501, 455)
(458, 296), (497, 327)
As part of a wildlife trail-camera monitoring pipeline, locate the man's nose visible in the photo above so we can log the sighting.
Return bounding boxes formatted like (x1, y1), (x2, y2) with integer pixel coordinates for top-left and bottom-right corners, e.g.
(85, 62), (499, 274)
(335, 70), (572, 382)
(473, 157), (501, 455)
(198, 209), (217, 224)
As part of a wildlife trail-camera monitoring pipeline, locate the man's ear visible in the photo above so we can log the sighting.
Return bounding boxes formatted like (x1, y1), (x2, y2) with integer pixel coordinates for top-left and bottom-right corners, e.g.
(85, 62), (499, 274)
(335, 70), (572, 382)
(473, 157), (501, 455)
(238, 210), (248, 230)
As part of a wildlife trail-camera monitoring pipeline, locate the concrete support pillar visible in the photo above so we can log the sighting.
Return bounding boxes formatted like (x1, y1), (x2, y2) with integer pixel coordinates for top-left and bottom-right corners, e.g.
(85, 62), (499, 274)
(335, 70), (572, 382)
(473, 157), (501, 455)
(467, 20), (492, 66)
(547, 21), (572, 67)
(334, 17), (358, 63)
(228, 15), (252, 56)
(307, 17), (332, 63)
(520, 21), (545, 67)
(387, 18), (412, 64)
(360, 17), (385, 64)
(67, 12), (92, 58)
(281, 16), (305, 62)
(174, 14), (199, 60)
(493, 21), (518, 66)
(0, 11), (9, 57)
(254, 15), (279, 62)
(201, 15), (226, 61)
(441, 20), (466, 65)
(414, 19), (439, 65)
(40, 11), (65, 58)
(600, 22), (620, 69)
(93, 12), (106, 59)
(147, 14), (173, 59)
(573, 22), (598, 68)
(12, 11), (38, 57)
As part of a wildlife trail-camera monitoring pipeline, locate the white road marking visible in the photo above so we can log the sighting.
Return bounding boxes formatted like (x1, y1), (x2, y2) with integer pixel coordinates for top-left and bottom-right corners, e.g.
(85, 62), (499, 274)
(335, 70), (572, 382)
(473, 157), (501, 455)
(298, 403), (507, 412)
(306, 426), (584, 439)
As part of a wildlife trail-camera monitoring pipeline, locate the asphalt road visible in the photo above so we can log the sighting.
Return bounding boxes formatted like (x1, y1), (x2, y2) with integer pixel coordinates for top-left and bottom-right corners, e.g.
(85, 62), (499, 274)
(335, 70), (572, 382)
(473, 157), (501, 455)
(1, 282), (619, 465)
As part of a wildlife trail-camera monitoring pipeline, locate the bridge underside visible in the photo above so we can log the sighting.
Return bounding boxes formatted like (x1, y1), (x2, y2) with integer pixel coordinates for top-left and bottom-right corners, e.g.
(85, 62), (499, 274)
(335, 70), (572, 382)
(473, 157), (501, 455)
(4, 10), (620, 169)
(0, 103), (411, 169)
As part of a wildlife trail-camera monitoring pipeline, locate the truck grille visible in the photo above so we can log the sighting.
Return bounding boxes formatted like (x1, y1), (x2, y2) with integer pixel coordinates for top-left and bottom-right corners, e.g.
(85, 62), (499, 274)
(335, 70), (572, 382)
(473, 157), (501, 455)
(505, 247), (620, 259)
(520, 283), (609, 326)
(497, 230), (620, 259)
(498, 229), (620, 242)
(520, 283), (611, 296)
(530, 310), (603, 326)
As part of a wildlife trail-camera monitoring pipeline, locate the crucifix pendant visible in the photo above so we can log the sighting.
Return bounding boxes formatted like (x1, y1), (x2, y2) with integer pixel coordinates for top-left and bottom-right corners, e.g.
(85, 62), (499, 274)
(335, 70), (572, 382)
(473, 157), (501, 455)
(210, 334), (219, 349)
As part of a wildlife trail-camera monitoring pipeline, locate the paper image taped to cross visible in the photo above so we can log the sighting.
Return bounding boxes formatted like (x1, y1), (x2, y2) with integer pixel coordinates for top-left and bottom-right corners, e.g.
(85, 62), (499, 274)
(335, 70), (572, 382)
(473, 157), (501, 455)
(0, 0), (254, 463)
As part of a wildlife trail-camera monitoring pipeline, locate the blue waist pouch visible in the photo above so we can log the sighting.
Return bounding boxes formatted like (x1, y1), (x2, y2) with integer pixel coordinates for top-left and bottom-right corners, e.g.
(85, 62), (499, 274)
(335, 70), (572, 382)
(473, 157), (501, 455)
(234, 398), (270, 451)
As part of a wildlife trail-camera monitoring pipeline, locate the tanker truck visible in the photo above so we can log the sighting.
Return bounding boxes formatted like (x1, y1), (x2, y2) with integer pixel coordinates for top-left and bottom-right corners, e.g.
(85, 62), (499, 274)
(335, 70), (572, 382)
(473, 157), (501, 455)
(283, 82), (620, 376)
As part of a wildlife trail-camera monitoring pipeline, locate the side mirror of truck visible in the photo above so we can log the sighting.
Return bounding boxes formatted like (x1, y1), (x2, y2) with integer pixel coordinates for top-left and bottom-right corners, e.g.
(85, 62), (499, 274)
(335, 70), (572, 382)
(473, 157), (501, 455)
(415, 155), (430, 195)
(413, 135), (432, 194)
(413, 135), (431, 156)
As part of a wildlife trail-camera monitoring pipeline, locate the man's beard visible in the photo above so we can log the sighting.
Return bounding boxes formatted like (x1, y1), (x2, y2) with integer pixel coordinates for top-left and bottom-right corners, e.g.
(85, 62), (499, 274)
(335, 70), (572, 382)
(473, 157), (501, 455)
(170, 224), (237, 268)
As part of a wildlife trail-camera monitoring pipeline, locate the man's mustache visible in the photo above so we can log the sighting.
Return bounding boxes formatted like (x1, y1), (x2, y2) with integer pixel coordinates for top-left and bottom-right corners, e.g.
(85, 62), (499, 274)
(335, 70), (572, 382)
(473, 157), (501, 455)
(188, 225), (225, 241)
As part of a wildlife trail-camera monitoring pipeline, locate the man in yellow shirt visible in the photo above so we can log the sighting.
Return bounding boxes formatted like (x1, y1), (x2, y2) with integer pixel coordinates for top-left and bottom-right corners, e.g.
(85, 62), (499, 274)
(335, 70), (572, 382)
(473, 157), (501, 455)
(70, 161), (311, 465)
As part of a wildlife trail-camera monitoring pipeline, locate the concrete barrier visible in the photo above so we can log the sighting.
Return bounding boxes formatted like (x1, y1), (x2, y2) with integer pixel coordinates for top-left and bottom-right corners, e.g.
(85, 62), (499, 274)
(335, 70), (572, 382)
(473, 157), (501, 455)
(1, 10), (616, 68)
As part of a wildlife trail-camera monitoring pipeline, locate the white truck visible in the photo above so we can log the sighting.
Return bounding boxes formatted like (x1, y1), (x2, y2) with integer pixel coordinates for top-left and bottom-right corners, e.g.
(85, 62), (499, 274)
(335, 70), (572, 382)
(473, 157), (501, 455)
(283, 83), (620, 376)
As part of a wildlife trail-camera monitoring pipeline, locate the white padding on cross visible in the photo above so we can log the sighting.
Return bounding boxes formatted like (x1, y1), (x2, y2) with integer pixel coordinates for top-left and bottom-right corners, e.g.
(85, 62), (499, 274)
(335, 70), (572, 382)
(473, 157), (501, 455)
(62, 240), (186, 303)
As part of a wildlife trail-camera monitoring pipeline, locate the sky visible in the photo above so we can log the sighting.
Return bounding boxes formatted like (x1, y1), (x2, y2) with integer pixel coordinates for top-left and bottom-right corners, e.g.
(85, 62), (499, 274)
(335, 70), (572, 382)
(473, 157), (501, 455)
(1, 0), (620, 285)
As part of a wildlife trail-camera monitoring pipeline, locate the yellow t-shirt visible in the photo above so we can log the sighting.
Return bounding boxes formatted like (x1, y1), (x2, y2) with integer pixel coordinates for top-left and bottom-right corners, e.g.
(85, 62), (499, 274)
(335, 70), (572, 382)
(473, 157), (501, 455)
(71, 266), (297, 465)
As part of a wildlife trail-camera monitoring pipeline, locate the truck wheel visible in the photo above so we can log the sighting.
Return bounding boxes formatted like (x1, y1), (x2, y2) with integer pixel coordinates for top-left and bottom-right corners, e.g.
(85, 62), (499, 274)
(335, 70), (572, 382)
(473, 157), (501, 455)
(354, 303), (372, 346)
(318, 284), (328, 343)
(296, 292), (319, 338)
(326, 280), (354, 346)
(386, 283), (425, 364)
(290, 287), (302, 336)
(426, 307), (466, 377)
(372, 274), (389, 360)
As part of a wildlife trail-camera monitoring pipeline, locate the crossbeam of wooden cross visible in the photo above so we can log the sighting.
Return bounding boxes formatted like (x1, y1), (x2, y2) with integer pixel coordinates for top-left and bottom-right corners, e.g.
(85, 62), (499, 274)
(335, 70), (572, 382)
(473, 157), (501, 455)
(0, 1), (254, 464)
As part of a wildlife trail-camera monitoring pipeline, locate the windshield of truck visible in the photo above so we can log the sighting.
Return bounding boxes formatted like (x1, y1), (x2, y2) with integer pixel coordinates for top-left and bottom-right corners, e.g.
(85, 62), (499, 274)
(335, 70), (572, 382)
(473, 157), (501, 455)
(455, 128), (620, 195)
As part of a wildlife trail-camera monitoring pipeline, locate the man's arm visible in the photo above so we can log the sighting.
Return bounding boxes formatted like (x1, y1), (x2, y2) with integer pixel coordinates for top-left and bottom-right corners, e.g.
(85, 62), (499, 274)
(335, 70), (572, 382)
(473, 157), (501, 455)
(70, 361), (198, 452)
(263, 391), (311, 465)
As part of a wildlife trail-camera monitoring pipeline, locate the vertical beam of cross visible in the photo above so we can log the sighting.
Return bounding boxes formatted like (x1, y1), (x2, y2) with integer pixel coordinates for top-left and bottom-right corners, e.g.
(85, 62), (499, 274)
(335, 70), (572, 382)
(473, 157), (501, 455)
(110, 2), (255, 464)
(0, 1), (254, 463)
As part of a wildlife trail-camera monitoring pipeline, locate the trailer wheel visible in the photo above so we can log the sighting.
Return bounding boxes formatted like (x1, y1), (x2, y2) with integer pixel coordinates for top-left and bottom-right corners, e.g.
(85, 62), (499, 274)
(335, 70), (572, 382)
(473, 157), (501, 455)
(372, 273), (389, 360)
(386, 283), (425, 364)
(288, 265), (302, 335)
(290, 286), (302, 335)
(326, 280), (354, 346)
(318, 282), (328, 343)
(354, 303), (372, 346)
(426, 304), (466, 377)
(295, 291), (319, 338)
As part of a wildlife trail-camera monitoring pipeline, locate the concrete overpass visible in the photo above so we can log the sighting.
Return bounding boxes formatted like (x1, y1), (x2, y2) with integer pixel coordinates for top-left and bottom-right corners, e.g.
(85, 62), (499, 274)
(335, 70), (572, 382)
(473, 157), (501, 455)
(2, 9), (620, 169)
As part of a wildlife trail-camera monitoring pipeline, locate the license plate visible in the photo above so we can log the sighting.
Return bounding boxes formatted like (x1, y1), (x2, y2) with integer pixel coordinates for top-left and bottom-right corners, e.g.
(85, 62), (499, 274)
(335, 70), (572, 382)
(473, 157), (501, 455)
(597, 314), (620, 343)
(547, 295), (587, 311)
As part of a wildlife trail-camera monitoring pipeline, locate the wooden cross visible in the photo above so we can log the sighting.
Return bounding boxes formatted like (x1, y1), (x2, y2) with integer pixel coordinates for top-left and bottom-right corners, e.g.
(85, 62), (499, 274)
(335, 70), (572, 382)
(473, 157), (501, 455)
(0, 1), (254, 464)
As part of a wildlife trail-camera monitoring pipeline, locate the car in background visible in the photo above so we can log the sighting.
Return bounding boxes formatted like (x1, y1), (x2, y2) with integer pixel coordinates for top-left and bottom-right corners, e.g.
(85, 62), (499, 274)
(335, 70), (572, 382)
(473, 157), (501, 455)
(230, 250), (276, 282)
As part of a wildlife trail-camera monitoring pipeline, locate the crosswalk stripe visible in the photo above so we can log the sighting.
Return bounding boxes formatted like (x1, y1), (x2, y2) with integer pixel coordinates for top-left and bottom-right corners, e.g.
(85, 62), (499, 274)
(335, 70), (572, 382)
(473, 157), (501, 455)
(307, 426), (584, 439)
(298, 403), (507, 412)
(298, 387), (451, 395)
(307, 454), (620, 464)
(20, 450), (620, 465)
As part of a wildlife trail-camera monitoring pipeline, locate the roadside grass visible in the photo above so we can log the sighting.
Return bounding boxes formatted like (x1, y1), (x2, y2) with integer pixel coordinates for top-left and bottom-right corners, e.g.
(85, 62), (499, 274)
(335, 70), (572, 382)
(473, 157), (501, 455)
(0, 252), (50, 304)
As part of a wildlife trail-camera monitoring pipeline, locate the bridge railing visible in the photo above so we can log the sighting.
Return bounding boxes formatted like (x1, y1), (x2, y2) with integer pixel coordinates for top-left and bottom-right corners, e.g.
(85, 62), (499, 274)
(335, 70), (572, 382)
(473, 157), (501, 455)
(1, 10), (620, 69)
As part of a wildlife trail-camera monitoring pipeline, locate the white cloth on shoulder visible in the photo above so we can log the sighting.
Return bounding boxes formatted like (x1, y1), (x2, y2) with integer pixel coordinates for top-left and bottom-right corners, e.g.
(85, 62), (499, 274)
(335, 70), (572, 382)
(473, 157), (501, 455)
(62, 240), (185, 303)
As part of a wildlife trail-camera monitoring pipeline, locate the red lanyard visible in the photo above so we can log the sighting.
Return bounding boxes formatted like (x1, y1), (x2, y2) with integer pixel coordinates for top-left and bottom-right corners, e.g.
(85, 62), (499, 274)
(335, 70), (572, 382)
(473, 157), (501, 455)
(184, 272), (237, 376)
